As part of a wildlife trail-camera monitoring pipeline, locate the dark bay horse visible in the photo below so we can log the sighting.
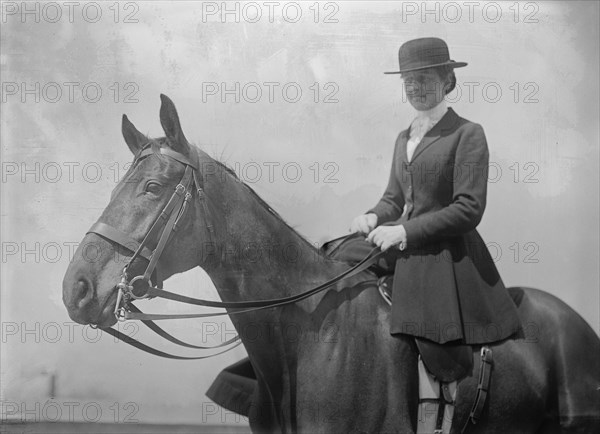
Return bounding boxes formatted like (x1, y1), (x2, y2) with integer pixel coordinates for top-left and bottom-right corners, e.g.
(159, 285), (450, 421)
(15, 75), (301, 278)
(63, 95), (599, 433)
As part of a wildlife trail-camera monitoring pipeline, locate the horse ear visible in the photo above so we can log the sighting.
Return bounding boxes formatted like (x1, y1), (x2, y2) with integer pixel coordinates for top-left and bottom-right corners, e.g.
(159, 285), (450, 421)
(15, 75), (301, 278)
(159, 94), (189, 154)
(121, 114), (147, 155)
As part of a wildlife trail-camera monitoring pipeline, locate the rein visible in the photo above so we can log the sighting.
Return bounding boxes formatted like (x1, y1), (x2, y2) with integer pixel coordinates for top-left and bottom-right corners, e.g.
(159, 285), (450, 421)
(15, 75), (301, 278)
(89, 142), (384, 359)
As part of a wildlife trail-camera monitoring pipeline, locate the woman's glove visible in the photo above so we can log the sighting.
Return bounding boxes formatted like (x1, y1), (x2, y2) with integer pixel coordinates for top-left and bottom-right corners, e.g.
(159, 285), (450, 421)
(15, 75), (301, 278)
(366, 224), (407, 252)
(350, 213), (378, 235)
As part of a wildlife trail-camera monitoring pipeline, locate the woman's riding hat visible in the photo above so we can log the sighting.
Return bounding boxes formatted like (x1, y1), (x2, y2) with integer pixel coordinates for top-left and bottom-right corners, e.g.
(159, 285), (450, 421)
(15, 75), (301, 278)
(385, 37), (467, 74)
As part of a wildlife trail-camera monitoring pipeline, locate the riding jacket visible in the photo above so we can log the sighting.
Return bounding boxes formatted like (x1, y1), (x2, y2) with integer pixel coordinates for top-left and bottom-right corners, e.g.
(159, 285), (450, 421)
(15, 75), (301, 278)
(367, 107), (521, 344)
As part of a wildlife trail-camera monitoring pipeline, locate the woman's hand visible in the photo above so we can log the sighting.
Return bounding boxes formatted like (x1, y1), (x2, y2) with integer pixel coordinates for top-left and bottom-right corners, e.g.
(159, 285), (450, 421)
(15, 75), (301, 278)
(350, 213), (378, 234)
(366, 224), (407, 252)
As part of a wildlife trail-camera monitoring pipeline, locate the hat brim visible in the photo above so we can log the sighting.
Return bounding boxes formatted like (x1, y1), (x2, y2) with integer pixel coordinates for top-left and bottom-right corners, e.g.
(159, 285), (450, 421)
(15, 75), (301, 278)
(384, 61), (468, 74)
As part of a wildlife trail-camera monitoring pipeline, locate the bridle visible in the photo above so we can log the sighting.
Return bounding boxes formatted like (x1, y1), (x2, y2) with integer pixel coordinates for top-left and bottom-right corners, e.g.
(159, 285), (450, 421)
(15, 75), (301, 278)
(87, 141), (384, 359)
(89, 141), (213, 319)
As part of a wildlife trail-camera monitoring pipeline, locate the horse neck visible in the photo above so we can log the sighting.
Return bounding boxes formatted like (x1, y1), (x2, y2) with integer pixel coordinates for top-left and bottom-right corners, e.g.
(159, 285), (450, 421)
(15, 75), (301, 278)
(196, 163), (351, 384)
(201, 165), (347, 303)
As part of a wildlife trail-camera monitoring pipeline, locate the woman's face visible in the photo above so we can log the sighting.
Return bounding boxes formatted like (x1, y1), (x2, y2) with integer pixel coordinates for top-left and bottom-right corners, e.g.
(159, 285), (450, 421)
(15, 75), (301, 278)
(401, 68), (447, 111)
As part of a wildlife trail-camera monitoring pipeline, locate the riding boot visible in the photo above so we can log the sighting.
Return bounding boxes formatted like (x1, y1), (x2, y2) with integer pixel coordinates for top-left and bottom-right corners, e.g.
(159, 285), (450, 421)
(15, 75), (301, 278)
(417, 357), (457, 434)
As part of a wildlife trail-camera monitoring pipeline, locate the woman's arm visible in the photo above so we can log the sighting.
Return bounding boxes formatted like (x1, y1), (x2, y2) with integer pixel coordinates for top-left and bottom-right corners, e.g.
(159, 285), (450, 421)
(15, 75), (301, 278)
(366, 138), (406, 225)
(402, 123), (489, 246)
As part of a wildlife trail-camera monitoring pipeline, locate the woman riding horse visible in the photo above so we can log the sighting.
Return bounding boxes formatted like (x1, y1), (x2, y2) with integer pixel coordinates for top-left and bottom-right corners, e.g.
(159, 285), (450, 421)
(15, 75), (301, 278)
(329, 37), (522, 348)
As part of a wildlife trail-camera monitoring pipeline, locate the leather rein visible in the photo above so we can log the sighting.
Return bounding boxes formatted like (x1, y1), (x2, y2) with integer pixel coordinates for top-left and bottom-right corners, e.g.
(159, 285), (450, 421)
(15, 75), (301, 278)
(88, 142), (384, 359)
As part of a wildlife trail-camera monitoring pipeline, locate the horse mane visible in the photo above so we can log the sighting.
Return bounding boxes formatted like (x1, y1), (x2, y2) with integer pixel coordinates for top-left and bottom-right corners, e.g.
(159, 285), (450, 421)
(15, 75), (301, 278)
(210, 156), (325, 257)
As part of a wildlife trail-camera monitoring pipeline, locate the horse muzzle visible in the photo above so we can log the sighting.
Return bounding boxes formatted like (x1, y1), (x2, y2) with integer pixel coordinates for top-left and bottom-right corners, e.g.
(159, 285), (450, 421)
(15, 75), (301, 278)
(62, 261), (118, 327)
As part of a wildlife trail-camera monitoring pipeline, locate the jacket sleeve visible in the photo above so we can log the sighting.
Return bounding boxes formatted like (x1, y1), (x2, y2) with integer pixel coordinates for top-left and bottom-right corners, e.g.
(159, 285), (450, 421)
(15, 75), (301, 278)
(402, 123), (489, 246)
(365, 137), (405, 225)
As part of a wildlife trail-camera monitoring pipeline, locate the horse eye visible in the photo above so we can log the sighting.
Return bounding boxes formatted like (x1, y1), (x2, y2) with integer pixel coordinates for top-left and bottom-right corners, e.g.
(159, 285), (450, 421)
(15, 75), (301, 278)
(144, 181), (163, 195)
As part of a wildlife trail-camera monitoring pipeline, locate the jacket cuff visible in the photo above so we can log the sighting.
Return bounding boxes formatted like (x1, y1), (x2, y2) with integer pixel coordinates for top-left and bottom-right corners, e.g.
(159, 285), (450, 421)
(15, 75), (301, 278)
(402, 219), (424, 247)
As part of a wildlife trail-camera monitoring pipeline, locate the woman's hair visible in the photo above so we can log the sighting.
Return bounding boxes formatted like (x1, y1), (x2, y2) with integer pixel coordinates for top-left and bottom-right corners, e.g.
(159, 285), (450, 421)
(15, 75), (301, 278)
(435, 66), (457, 95)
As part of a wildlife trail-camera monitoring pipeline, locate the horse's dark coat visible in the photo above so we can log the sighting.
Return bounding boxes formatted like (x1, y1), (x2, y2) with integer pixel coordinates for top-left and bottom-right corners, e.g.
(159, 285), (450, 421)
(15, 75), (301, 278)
(63, 95), (600, 433)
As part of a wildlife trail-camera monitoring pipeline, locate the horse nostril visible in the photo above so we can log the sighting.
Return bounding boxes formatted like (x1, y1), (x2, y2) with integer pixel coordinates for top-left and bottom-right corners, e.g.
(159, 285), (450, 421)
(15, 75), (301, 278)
(74, 278), (93, 309)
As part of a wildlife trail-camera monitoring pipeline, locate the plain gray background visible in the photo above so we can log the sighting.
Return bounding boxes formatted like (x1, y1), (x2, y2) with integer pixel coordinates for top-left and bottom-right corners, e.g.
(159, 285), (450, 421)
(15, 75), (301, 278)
(1, 0), (598, 427)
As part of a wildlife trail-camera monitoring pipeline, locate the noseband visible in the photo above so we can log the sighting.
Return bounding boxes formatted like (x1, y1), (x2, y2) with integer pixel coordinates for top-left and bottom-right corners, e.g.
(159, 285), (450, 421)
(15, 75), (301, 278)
(87, 141), (384, 359)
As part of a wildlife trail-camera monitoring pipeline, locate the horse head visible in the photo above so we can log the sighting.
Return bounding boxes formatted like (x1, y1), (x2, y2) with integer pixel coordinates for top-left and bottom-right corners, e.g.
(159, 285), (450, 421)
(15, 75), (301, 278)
(62, 95), (221, 327)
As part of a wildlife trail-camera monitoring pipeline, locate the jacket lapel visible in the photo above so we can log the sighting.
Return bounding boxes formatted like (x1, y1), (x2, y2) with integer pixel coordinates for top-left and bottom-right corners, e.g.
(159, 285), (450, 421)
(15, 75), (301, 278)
(409, 107), (459, 162)
(398, 129), (410, 165)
